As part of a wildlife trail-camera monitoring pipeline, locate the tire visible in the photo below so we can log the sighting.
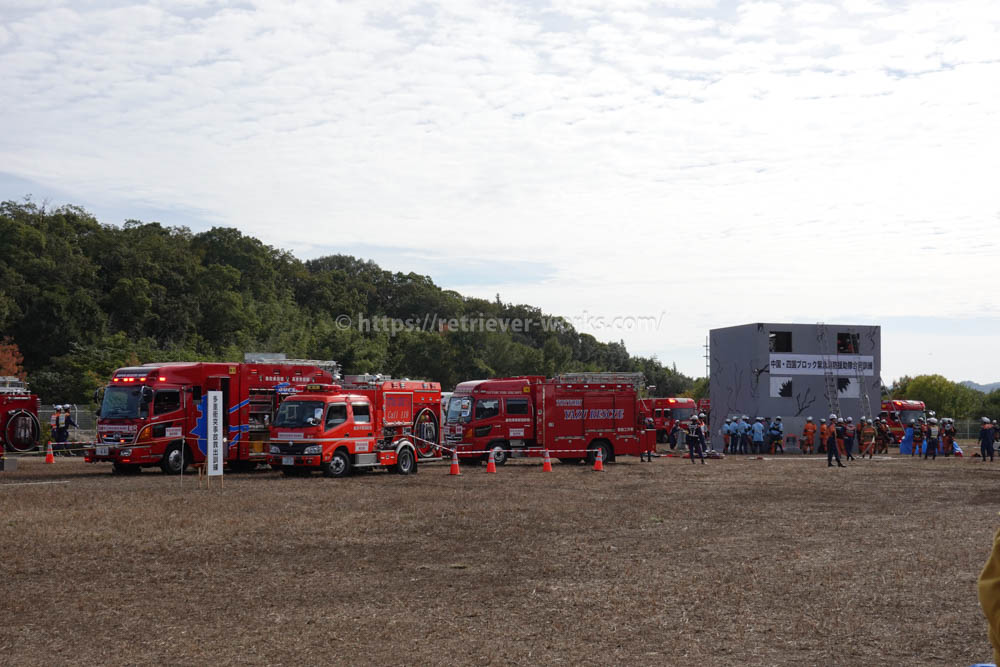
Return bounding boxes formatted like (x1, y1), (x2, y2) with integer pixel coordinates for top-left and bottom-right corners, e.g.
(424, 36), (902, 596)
(112, 462), (140, 475)
(394, 447), (416, 475)
(323, 449), (351, 478)
(587, 441), (612, 464)
(485, 442), (508, 466)
(160, 443), (189, 475)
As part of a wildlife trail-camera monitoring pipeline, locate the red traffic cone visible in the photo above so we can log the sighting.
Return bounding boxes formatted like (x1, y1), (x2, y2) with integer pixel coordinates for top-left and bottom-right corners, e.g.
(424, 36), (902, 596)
(542, 449), (553, 472)
(486, 449), (497, 474)
(449, 449), (461, 476)
(44, 441), (55, 464)
(592, 447), (604, 472)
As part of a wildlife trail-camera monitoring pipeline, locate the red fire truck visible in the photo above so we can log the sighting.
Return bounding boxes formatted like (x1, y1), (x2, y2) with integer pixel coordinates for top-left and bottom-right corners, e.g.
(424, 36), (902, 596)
(85, 359), (338, 474)
(879, 399), (927, 442)
(266, 375), (441, 477)
(1, 376), (40, 453)
(638, 397), (698, 443)
(443, 373), (654, 465)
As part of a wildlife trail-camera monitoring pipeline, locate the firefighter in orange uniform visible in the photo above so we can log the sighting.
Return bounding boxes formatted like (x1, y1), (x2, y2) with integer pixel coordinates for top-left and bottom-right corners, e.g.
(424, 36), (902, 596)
(818, 418), (828, 454)
(801, 417), (816, 454)
(859, 418), (877, 459)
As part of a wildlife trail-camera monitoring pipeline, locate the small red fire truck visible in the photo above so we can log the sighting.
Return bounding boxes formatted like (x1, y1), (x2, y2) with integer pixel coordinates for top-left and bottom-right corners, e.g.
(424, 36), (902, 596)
(638, 396), (698, 443)
(879, 399), (927, 442)
(0, 376), (40, 453)
(443, 373), (655, 465)
(85, 359), (338, 474)
(266, 375), (441, 477)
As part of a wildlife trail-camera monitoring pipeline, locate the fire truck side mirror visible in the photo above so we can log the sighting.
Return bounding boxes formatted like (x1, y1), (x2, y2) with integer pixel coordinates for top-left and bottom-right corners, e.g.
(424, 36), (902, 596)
(141, 386), (154, 403)
(190, 386), (202, 401)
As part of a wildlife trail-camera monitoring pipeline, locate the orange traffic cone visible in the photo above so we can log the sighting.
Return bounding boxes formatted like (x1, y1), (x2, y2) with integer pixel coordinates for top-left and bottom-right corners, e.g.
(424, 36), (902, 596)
(44, 441), (55, 464)
(486, 449), (497, 474)
(449, 449), (461, 476)
(542, 449), (553, 472)
(592, 447), (604, 472)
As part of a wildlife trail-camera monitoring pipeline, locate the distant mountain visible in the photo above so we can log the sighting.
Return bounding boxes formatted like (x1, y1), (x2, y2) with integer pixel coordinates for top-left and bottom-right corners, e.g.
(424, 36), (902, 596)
(961, 381), (1000, 393)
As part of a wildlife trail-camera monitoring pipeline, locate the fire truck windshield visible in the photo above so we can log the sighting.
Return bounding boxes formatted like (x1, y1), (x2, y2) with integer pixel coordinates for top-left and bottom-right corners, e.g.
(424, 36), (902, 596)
(99, 386), (149, 419)
(671, 407), (695, 421)
(899, 410), (924, 424)
(274, 400), (325, 428)
(446, 396), (471, 424)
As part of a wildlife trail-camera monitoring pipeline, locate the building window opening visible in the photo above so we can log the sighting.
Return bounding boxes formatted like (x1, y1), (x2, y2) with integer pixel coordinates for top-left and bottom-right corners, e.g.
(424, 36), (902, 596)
(769, 331), (792, 353)
(837, 333), (860, 354)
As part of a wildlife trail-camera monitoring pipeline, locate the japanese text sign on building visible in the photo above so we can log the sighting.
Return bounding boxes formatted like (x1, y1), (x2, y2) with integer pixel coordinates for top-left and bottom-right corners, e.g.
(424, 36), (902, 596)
(768, 354), (874, 377)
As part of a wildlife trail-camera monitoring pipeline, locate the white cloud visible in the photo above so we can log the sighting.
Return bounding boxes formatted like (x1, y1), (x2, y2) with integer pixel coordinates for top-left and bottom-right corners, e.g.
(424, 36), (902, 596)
(1, 0), (999, 381)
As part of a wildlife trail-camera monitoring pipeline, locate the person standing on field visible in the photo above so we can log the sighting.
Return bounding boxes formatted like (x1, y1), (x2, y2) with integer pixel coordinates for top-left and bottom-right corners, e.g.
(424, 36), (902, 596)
(751, 417), (766, 455)
(980, 417), (996, 462)
(860, 418), (877, 459)
(801, 417), (816, 454)
(686, 417), (705, 464)
(722, 418), (732, 454)
(827, 418), (845, 467)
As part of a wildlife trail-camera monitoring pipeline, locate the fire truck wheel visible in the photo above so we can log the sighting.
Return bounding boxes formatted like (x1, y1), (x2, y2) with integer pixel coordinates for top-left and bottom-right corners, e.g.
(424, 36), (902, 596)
(323, 450), (351, 478)
(112, 462), (140, 475)
(486, 443), (508, 466)
(586, 441), (612, 465)
(394, 447), (416, 475)
(160, 443), (189, 475)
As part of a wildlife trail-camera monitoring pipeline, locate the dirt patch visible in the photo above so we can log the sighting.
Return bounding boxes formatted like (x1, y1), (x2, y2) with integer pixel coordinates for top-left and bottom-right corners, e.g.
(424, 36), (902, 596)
(1, 454), (997, 666)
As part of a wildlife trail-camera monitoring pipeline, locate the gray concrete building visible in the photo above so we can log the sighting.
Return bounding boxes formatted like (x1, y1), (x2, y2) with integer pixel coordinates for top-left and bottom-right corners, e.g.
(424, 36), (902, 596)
(708, 323), (881, 451)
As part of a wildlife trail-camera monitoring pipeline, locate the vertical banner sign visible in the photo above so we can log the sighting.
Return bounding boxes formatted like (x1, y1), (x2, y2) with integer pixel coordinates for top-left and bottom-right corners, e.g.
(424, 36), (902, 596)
(207, 391), (224, 477)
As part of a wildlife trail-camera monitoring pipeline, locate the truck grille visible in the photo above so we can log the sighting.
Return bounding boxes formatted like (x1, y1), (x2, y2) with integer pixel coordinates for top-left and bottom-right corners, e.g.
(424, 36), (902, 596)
(272, 442), (311, 455)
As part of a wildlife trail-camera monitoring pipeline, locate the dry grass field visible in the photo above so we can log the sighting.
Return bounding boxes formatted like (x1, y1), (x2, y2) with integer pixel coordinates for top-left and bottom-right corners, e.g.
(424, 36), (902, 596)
(2, 452), (998, 666)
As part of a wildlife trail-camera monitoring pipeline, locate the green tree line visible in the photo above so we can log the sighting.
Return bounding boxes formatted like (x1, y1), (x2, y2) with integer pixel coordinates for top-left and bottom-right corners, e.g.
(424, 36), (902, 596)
(0, 199), (694, 403)
(887, 375), (1000, 420)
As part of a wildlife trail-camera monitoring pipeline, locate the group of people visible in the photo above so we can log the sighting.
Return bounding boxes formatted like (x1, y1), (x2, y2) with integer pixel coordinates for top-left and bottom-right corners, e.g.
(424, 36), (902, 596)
(720, 416), (786, 455)
(48, 404), (78, 443)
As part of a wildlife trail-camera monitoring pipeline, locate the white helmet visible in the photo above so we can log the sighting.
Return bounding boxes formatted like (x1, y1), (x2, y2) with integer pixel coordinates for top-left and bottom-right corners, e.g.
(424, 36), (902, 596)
(837, 417), (845, 423)
(820, 418), (826, 423)
(984, 417), (992, 423)
(846, 417), (853, 423)
(866, 418), (873, 424)
(725, 418), (731, 423)
(910, 419), (917, 424)
(775, 416), (781, 421)
(698, 412), (706, 418)
(806, 416), (813, 421)
(829, 413), (837, 420)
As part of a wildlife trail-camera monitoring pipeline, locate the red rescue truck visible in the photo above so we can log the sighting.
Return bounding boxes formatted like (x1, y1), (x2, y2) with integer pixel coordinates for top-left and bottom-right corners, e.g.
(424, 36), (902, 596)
(443, 373), (654, 465)
(85, 359), (338, 474)
(1, 376), (40, 453)
(638, 396), (697, 443)
(879, 399), (926, 442)
(266, 375), (441, 477)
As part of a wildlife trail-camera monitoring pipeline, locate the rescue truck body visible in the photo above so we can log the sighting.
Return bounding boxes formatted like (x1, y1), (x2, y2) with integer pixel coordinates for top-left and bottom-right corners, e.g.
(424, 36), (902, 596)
(0, 376), (40, 453)
(267, 376), (441, 477)
(879, 399), (927, 442)
(86, 360), (337, 474)
(444, 373), (654, 465)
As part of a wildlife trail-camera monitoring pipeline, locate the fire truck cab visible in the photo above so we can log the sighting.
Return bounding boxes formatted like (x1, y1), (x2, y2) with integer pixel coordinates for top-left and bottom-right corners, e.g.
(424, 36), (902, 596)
(267, 376), (441, 477)
(639, 397), (698, 443)
(0, 376), (40, 453)
(444, 373), (654, 465)
(86, 360), (338, 474)
(879, 399), (927, 442)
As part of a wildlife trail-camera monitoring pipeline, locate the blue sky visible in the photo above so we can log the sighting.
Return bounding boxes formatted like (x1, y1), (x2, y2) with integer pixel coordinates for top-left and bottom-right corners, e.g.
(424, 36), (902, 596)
(2, 0), (999, 383)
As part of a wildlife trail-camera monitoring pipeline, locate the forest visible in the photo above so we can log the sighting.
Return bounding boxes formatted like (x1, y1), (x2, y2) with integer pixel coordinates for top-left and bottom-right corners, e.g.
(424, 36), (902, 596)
(0, 199), (695, 403)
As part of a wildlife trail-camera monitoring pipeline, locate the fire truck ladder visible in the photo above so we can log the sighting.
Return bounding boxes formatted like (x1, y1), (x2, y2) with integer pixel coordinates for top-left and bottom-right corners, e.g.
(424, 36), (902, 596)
(815, 323), (841, 418)
(553, 372), (645, 390)
(245, 357), (342, 380)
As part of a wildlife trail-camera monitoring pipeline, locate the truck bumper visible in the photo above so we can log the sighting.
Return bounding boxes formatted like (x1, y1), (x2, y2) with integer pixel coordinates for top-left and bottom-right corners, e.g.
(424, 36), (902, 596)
(267, 454), (322, 468)
(83, 445), (159, 465)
